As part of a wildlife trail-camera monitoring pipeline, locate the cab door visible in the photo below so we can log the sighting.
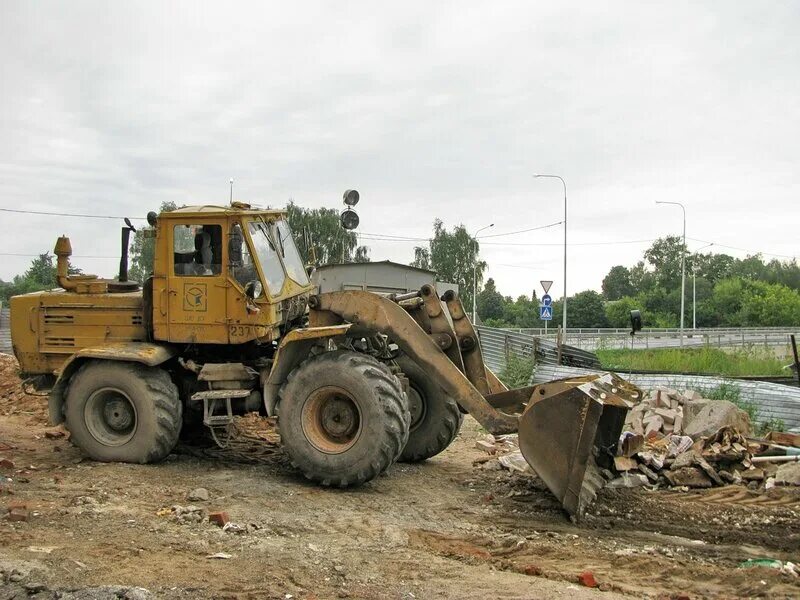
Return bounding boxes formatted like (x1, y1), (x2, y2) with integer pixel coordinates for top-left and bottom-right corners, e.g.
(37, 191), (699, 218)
(167, 222), (229, 343)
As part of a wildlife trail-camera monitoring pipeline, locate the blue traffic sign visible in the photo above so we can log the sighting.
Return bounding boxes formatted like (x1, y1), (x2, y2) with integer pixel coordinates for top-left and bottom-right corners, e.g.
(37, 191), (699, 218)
(539, 305), (553, 321)
(541, 294), (552, 307)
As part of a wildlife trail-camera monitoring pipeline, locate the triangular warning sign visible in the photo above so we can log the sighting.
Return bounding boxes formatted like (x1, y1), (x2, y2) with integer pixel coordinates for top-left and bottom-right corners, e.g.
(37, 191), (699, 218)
(540, 280), (553, 294)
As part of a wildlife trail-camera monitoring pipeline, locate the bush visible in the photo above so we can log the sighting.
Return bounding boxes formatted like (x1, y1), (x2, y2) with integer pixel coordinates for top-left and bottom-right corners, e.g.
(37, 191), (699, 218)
(499, 353), (535, 389)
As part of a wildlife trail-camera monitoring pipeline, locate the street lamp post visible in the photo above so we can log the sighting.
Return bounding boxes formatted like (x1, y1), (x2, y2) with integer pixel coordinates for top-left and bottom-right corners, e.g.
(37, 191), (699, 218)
(472, 223), (494, 323)
(656, 201), (686, 347)
(534, 174), (567, 339)
(692, 243), (714, 329)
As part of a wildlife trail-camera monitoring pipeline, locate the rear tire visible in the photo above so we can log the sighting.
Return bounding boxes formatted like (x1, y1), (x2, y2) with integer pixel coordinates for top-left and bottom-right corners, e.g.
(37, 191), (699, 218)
(278, 351), (410, 487)
(64, 361), (182, 463)
(396, 355), (463, 463)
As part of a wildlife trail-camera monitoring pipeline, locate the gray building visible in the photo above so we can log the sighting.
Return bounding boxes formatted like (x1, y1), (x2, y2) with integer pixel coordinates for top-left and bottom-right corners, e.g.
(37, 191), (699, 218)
(311, 261), (458, 298)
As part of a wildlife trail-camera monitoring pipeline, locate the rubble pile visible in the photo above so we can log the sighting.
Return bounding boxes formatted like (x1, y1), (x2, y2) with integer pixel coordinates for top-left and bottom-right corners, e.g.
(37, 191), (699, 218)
(472, 386), (800, 497)
(612, 387), (798, 492)
(623, 386), (751, 439)
(0, 354), (47, 421)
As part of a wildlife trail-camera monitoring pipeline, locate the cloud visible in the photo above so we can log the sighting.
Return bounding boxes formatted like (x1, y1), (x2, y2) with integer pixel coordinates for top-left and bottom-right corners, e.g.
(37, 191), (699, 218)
(1, 1), (798, 300)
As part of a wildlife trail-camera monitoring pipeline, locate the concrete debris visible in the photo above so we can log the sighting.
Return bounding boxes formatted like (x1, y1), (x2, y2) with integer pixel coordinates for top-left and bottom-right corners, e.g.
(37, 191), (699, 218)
(474, 434), (536, 475)
(610, 388), (789, 493)
(774, 463), (800, 486)
(607, 472), (649, 488)
(187, 487), (210, 502)
(497, 452), (532, 474)
(683, 400), (751, 440)
(613, 456), (638, 471)
(171, 505), (206, 524)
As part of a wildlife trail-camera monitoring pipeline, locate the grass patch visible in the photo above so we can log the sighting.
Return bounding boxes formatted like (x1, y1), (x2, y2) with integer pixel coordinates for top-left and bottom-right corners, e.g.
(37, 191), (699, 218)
(597, 346), (786, 377)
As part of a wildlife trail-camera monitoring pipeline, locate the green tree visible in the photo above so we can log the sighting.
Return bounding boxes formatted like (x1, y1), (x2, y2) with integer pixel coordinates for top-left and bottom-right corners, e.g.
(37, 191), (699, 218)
(567, 290), (609, 328)
(129, 201), (177, 282)
(476, 278), (506, 321)
(601, 265), (634, 300)
(604, 297), (641, 328)
(0, 254), (81, 303)
(411, 219), (486, 310)
(285, 201), (369, 265)
(644, 235), (687, 290)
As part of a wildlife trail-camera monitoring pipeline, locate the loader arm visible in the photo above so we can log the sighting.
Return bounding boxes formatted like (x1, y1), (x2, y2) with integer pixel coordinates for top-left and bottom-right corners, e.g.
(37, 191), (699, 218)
(309, 290), (520, 435)
(309, 288), (642, 519)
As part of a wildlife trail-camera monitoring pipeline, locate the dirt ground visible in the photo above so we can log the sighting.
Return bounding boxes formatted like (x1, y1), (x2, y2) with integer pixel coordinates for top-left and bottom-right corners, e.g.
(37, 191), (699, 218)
(1, 356), (800, 599)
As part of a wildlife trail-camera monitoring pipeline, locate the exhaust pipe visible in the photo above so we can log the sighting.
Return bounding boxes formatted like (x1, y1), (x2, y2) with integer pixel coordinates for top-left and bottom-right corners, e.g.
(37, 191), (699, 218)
(119, 219), (136, 283)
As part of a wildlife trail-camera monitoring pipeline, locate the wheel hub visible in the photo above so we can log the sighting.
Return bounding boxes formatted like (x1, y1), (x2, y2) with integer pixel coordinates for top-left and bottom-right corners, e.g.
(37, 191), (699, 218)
(407, 386), (426, 432)
(84, 388), (138, 447)
(302, 387), (362, 454)
(102, 398), (135, 431)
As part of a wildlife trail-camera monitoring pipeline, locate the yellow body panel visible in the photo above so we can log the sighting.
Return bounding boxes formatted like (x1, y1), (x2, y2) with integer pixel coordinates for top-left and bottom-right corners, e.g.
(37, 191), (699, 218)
(11, 290), (145, 375)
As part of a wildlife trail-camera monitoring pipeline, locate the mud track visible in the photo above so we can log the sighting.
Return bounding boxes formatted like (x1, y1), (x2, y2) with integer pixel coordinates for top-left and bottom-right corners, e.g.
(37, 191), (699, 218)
(1, 374), (799, 598)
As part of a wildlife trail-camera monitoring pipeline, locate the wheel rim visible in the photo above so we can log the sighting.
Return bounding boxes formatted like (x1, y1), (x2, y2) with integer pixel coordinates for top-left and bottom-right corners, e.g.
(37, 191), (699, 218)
(407, 385), (427, 432)
(84, 387), (138, 446)
(301, 386), (362, 454)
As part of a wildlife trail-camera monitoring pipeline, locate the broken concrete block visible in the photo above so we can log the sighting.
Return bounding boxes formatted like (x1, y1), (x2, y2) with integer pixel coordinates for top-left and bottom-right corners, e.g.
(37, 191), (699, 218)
(614, 456), (638, 471)
(673, 414), (684, 434)
(741, 468), (765, 481)
(475, 440), (498, 454)
(607, 472), (649, 488)
(775, 463), (800, 486)
(682, 400), (751, 440)
(664, 466), (714, 488)
(683, 390), (703, 402)
(683, 399), (712, 425)
(638, 463), (659, 482)
(654, 408), (677, 424)
(644, 415), (664, 437)
(671, 450), (699, 470)
(694, 455), (723, 486)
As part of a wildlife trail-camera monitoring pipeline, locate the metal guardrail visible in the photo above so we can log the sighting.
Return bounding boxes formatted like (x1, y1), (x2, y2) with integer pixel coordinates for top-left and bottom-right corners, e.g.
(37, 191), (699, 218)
(534, 363), (800, 431)
(502, 327), (800, 351)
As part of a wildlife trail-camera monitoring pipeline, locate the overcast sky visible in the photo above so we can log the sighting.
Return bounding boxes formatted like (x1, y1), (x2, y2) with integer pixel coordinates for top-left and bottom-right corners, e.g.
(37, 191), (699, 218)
(1, 1), (798, 300)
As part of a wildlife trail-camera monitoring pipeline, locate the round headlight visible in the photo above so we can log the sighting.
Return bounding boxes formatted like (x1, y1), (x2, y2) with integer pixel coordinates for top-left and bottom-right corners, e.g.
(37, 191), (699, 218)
(340, 208), (360, 230)
(343, 189), (360, 206)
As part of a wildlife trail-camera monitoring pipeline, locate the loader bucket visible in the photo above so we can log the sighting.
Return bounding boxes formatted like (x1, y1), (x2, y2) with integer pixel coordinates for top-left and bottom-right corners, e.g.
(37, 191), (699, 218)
(517, 373), (641, 519)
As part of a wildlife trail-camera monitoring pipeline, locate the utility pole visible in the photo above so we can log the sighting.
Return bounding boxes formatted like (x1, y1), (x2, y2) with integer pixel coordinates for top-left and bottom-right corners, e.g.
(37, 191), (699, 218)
(472, 223), (494, 322)
(534, 174), (567, 341)
(656, 201), (686, 347)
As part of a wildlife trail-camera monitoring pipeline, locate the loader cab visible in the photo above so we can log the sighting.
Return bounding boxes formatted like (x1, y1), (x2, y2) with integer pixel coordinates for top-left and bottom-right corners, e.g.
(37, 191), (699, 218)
(150, 205), (313, 345)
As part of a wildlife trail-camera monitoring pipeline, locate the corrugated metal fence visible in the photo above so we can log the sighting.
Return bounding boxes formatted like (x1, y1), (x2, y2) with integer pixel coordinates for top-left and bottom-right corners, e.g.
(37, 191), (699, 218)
(477, 325), (800, 430)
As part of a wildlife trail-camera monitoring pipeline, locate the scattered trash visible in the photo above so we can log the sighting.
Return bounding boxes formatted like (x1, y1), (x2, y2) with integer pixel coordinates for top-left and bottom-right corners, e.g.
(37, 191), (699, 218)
(205, 552), (233, 559)
(739, 559), (799, 578)
(577, 571), (598, 588)
(26, 546), (58, 554)
(498, 452), (532, 474)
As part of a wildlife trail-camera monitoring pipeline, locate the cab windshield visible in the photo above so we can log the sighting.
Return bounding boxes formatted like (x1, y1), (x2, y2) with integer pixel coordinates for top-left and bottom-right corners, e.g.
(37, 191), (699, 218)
(273, 220), (310, 286)
(247, 221), (285, 294)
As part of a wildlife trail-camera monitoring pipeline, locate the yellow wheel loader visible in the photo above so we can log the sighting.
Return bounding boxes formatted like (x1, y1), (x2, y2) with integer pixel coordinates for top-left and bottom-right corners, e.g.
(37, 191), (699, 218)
(9, 199), (640, 518)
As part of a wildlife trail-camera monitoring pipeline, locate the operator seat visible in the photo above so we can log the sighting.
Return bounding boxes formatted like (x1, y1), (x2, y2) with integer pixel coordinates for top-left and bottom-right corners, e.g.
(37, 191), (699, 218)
(194, 230), (214, 276)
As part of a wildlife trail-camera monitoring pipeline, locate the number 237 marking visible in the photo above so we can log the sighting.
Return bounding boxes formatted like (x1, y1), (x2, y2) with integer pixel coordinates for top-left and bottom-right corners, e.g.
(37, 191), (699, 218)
(229, 325), (252, 338)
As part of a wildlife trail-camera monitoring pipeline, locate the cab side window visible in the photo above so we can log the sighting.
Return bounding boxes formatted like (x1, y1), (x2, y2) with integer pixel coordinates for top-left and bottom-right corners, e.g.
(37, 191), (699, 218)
(229, 223), (259, 292)
(174, 224), (223, 276)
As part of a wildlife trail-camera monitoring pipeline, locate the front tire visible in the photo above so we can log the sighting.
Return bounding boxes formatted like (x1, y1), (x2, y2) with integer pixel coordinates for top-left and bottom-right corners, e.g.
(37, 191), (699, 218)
(278, 351), (410, 487)
(64, 361), (182, 463)
(396, 355), (463, 463)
